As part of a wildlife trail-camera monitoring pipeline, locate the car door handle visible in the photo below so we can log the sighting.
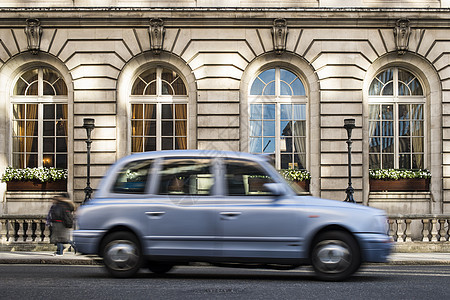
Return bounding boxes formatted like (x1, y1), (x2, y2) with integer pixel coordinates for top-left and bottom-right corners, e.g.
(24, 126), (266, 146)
(220, 212), (242, 219)
(145, 211), (166, 218)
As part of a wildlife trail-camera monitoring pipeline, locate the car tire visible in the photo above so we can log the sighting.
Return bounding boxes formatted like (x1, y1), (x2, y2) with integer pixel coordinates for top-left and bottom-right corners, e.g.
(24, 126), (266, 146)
(148, 262), (174, 274)
(101, 231), (143, 278)
(311, 230), (361, 281)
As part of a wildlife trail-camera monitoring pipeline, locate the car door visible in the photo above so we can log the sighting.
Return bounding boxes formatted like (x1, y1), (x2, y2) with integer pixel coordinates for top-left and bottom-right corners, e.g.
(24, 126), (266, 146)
(218, 158), (302, 260)
(144, 157), (221, 258)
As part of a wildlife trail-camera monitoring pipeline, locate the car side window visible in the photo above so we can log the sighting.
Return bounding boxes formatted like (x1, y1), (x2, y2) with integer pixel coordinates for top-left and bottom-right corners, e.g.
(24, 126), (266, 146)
(224, 159), (276, 196)
(158, 158), (214, 195)
(112, 159), (153, 194)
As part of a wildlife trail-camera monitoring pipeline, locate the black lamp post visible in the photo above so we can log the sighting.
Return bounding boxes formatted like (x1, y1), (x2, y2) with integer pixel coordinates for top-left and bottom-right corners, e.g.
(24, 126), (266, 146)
(83, 118), (95, 203)
(344, 118), (356, 203)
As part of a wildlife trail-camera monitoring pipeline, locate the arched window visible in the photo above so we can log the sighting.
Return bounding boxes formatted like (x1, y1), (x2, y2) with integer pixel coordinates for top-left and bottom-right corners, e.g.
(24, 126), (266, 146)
(11, 67), (68, 169)
(130, 67), (188, 152)
(368, 67), (425, 169)
(249, 67), (307, 169)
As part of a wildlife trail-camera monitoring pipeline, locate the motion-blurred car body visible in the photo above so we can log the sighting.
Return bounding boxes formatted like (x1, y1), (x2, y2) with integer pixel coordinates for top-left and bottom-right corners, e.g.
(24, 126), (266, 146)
(73, 150), (392, 281)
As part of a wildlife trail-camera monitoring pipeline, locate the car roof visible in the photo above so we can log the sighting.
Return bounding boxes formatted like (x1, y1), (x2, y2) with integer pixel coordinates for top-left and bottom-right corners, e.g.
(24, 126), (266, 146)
(119, 150), (269, 163)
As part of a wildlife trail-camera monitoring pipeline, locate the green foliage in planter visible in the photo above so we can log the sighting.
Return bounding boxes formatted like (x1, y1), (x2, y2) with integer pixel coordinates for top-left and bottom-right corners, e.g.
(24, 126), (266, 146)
(1, 167), (68, 183)
(280, 169), (311, 182)
(369, 169), (431, 180)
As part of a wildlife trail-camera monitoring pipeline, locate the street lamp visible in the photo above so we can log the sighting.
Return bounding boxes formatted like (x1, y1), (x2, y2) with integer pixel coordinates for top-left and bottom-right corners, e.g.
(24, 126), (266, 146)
(344, 118), (356, 203)
(83, 118), (95, 203)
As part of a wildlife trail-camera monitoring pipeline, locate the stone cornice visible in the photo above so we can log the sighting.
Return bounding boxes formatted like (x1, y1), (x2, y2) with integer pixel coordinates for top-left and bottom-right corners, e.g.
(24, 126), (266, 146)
(0, 7), (449, 28)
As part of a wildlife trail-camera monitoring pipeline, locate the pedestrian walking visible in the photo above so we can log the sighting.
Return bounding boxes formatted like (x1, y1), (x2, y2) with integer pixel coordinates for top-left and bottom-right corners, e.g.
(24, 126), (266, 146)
(47, 193), (74, 256)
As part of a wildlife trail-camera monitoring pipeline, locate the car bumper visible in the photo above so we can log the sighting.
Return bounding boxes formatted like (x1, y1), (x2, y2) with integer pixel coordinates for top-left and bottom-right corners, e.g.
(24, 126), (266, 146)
(355, 233), (393, 263)
(72, 230), (106, 255)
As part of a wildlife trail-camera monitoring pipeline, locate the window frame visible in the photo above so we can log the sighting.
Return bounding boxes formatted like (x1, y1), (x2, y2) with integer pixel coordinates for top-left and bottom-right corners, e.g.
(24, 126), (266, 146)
(10, 67), (68, 169)
(248, 67), (308, 170)
(368, 67), (427, 169)
(129, 66), (189, 153)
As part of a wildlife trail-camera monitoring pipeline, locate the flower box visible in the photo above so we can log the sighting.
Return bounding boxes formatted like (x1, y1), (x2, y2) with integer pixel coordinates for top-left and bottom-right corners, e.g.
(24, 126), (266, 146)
(6, 179), (67, 191)
(369, 178), (430, 192)
(292, 179), (310, 192)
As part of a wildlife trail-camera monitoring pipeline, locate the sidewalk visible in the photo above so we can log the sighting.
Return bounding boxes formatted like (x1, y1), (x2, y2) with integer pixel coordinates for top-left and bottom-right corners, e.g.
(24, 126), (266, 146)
(0, 251), (450, 265)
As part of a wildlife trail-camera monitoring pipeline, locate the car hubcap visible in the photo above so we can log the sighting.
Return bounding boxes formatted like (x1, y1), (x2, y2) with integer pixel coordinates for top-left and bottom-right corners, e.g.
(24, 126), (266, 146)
(104, 240), (139, 271)
(314, 240), (351, 274)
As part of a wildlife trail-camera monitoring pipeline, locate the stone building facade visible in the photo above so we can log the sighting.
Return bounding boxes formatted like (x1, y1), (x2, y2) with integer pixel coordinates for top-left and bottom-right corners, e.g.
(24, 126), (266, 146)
(0, 1), (449, 215)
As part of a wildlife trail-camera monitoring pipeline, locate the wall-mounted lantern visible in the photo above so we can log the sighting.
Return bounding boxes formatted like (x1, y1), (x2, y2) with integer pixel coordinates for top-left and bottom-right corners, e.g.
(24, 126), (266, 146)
(149, 18), (165, 55)
(272, 18), (288, 55)
(24, 19), (42, 55)
(394, 19), (411, 55)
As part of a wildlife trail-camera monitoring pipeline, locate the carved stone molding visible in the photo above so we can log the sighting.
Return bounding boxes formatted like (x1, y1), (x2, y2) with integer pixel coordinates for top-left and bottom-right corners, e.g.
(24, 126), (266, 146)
(394, 19), (411, 55)
(272, 18), (288, 55)
(149, 18), (165, 55)
(24, 19), (42, 55)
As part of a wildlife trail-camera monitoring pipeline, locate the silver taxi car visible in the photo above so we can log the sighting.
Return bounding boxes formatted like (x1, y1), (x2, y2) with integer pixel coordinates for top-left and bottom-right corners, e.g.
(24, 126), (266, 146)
(73, 150), (392, 281)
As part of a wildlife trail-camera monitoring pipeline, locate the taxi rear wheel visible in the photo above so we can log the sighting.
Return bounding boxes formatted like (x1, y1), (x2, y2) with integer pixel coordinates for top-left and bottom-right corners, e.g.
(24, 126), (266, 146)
(101, 231), (143, 278)
(311, 230), (361, 281)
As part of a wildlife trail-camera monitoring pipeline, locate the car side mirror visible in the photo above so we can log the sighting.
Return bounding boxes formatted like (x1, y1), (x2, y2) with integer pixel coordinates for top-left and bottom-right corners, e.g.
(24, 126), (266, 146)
(263, 183), (285, 198)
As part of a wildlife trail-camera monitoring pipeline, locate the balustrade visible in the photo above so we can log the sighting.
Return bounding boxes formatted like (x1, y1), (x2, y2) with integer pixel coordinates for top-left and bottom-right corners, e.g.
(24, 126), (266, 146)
(388, 215), (450, 242)
(0, 215), (50, 245)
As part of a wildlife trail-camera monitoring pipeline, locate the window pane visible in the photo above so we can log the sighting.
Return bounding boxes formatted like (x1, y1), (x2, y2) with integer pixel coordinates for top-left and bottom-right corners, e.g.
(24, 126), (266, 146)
(225, 159), (275, 196)
(369, 79), (383, 96)
(56, 154), (67, 169)
(280, 81), (292, 95)
(369, 154), (380, 169)
(382, 154), (394, 169)
(162, 121), (173, 136)
(132, 120), (143, 136)
(280, 104), (292, 120)
(294, 153), (306, 169)
(259, 69), (275, 85)
(250, 104), (262, 119)
(250, 78), (265, 95)
(263, 137), (275, 153)
(281, 121), (291, 137)
(43, 154), (54, 167)
(398, 104), (409, 120)
(250, 121), (262, 136)
(144, 121), (156, 136)
(412, 137), (423, 153)
(399, 137), (411, 152)
(56, 121), (66, 136)
(13, 104), (25, 120)
(56, 137), (67, 152)
(412, 154), (424, 169)
(263, 104), (275, 119)
(13, 154), (24, 169)
(144, 137), (156, 151)
(132, 104), (143, 119)
(382, 121), (393, 136)
(162, 82), (173, 95)
(382, 82), (393, 95)
(382, 105), (393, 120)
(43, 82), (55, 95)
(132, 137), (143, 152)
(399, 121), (410, 136)
(263, 120), (275, 136)
(145, 104), (156, 119)
(369, 121), (380, 137)
(291, 78), (306, 96)
(162, 104), (173, 119)
(369, 137), (380, 153)
(382, 137), (394, 153)
(43, 137), (54, 152)
(175, 104), (187, 119)
(162, 137), (173, 150)
(26, 121), (38, 136)
(409, 78), (423, 96)
(26, 104), (38, 119)
(293, 136), (306, 154)
(56, 104), (67, 119)
(293, 104), (306, 120)
(113, 160), (153, 194)
(14, 69), (38, 95)
(281, 154), (292, 169)
(263, 81), (276, 95)
(399, 154), (411, 169)
(44, 105), (55, 119)
(158, 158), (214, 196)
(411, 104), (423, 120)
(13, 121), (25, 136)
(369, 105), (380, 120)
(250, 137), (262, 153)
(27, 154), (38, 168)
(175, 137), (187, 149)
(293, 121), (306, 136)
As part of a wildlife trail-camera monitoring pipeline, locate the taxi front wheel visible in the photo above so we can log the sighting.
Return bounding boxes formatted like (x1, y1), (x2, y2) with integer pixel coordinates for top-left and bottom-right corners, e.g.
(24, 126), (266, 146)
(311, 230), (361, 281)
(101, 231), (143, 278)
